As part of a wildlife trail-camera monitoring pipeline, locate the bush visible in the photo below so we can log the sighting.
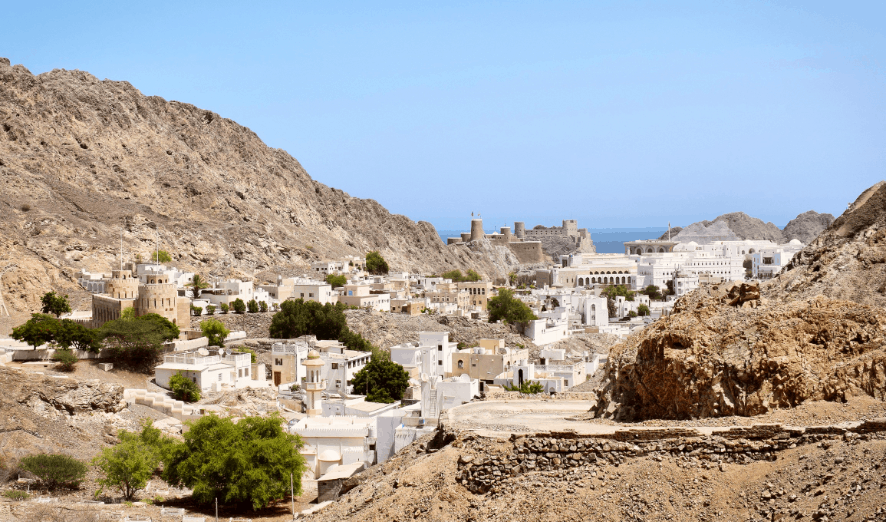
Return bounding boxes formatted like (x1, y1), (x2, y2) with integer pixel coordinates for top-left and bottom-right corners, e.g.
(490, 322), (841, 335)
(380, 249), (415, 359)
(443, 269), (482, 282)
(628, 310), (638, 318)
(219, 302), (230, 314)
(641, 285), (662, 300)
(601, 285), (635, 302)
(269, 299), (378, 354)
(325, 274), (347, 288)
(487, 289), (537, 324)
(3, 490), (29, 500)
(52, 349), (78, 371)
(169, 372), (201, 402)
(365, 251), (389, 275)
(191, 306), (203, 317)
(93, 435), (161, 500)
(259, 301), (268, 313)
(163, 415), (307, 510)
(205, 305), (216, 316)
(40, 291), (71, 318)
(236, 347), (257, 363)
(503, 380), (544, 394)
(247, 299), (259, 313)
(19, 454), (87, 489)
(637, 304), (651, 316)
(232, 298), (246, 314)
(151, 250), (172, 263)
(199, 318), (230, 347)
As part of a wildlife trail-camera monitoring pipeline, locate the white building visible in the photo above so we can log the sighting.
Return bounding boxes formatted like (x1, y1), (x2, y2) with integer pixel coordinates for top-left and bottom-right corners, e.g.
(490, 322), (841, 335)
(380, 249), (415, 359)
(291, 416), (376, 480)
(751, 243), (801, 279)
(154, 348), (266, 392)
(673, 270), (699, 296)
(338, 284), (391, 312)
(524, 317), (568, 346)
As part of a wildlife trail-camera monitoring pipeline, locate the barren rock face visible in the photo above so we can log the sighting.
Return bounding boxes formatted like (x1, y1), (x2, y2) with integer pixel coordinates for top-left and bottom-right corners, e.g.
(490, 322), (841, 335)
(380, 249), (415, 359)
(0, 57), (517, 321)
(593, 182), (886, 421)
(593, 290), (886, 421)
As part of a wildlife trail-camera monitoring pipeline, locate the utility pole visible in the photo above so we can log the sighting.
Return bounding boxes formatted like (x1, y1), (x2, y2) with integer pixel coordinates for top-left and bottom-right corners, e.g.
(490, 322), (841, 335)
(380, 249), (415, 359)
(215, 497), (218, 522)
(290, 472), (295, 519)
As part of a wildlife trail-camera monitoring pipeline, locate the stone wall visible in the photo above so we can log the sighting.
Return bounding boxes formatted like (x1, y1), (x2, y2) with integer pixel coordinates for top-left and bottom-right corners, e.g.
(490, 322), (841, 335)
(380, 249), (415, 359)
(454, 419), (886, 494)
(507, 242), (546, 264)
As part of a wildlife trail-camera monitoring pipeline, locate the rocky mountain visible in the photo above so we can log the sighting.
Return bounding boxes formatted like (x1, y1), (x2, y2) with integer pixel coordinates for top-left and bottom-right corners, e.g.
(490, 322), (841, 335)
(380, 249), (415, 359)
(595, 182), (886, 421)
(659, 211), (834, 244)
(0, 57), (517, 320)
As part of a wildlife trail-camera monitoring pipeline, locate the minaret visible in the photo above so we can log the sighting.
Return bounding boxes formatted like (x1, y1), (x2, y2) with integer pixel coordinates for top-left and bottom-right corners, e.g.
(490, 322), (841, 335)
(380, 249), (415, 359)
(303, 350), (326, 417)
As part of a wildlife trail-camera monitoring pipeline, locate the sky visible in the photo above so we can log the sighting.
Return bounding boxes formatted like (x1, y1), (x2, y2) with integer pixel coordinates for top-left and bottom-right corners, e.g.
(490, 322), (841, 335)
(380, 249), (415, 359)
(3, 1), (885, 230)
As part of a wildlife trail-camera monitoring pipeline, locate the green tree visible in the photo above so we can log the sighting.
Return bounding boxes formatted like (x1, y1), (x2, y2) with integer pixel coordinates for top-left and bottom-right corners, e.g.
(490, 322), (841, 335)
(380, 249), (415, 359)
(259, 301), (268, 313)
(169, 372), (201, 402)
(200, 318), (230, 347)
(136, 313), (180, 342)
(628, 310), (638, 318)
(232, 298), (246, 314)
(607, 298), (617, 318)
(19, 454), (87, 489)
(350, 359), (409, 403)
(205, 305), (216, 316)
(365, 251), (389, 275)
(641, 285), (662, 300)
(487, 289), (538, 324)
(151, 250), (172, 263)
(93, 437), (160, 500)
(325, 274), (347, 288)
(465, 269), (482, 282)
(601, 285), (635, 302)
(442, 269), (464, 282)
(188, 274), (210, 301)
(637, 304), (651, 316)
(191, 306), (203, 317)
(11, 314), (60, 348)
(163, 415), (307, 510)
(52, 349), (78, 371)
(247, 299), (259, 313)
(100, 319), (167, 370)
(219, 302), (230, 314)
(269, 299), (348, 340)
(40, 291), (71, 318)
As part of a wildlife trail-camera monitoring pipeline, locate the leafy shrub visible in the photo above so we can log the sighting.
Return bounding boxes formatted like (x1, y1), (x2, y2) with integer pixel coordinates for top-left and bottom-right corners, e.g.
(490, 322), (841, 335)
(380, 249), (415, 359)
(269, 299), (378, 355)
(20, 204), (31, 212)
(52, 349), (78, 371)
(3, 490), (29, 500)
(487, 289), (537, 324)
(19, 454), (88, 489)
(232, 298), (246, 314)
(169, 372), (201, 402)
(503, 380), (544, 394)
(236, 347), (257, 363)
(628, 310), (638, 318)
(637, 304), (651, 316)
(259, 301), (268, 312)
(191, 306), (203, 316)
(350, 359), (409, 402)
(93, 436), (160, 500)
(199, 319), (230, 347)
(219, 302), (230, 314)
(365, 251), (389, 275)
(40, 291), (71, 318)
(151, 250), (172, 263)
(163, 415), (307, 510)
(325, 274), (347, 288)
(247, 299), (259, 313)
(205, 305), (216, 316)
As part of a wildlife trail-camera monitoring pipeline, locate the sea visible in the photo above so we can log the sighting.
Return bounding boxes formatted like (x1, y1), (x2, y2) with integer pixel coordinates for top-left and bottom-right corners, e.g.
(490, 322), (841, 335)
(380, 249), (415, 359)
(435, 228), (670, 254)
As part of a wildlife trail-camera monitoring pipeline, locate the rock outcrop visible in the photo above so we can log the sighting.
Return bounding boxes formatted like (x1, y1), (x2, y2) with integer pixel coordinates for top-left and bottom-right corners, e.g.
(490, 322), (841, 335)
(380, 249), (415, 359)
(594, 182), (886, 421)
(0, 57), (518, 320)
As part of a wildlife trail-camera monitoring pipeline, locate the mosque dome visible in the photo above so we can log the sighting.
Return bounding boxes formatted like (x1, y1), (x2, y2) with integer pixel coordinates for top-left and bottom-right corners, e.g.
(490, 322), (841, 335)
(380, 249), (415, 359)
(318, 449), (342, 462)
(788, 239), (803, 246)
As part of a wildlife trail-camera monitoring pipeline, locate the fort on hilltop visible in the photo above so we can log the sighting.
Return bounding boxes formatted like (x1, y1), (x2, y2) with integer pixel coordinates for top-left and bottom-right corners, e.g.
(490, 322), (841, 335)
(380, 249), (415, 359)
(446, 218), (546, 264)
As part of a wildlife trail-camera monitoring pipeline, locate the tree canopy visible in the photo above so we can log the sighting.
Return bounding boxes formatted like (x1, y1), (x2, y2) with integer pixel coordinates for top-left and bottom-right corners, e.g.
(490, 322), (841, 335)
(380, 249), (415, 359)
(189, 274), (210, 300)
(163, 415), (306, 510)
(232, 298), (246, 314)
(325, 274), (347, 288)
(200, 318), (230, 347)
(12, 314), (101, 352)
(487, 289), (537, 324)
(100, 318), (167, 370)
(365, 251), (389, 275)
(350, 359), (410, 403)
(601, 284), (635, 302)
(269, 299), (379, 354)
(151, 250), (172, 263)
(640, 285), (662, 300)
(441, 269), (482, 282)
(637, 303), (651, 316)
(40, 291), (71, 318)
(136, 313), (180, 342)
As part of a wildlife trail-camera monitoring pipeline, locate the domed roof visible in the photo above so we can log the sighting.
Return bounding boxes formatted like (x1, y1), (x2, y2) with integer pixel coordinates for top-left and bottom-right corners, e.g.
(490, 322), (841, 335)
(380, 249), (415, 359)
(307, 349), (320, 359)
(318, 449), (341, 462)
(789, 239), (803, 246)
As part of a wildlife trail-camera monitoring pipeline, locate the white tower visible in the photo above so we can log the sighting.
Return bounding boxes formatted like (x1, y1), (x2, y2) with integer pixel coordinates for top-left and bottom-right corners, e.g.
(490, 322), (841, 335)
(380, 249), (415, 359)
(303, 350), (326, 417)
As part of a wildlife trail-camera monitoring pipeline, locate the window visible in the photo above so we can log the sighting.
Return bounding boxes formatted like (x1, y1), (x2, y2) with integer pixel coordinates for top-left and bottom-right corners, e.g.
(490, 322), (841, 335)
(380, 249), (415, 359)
(438, 360), (442, 366)
(438, 345), (442, 351)
(218, 373), (222, 381)
(245, 368), (249, 377)
(331, 363), (338, 369)
(458, 360), (464, 369)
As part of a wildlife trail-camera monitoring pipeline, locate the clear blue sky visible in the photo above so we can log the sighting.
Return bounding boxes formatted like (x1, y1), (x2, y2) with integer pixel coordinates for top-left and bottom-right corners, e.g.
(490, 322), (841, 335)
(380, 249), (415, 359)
(4, 1), (885, 230)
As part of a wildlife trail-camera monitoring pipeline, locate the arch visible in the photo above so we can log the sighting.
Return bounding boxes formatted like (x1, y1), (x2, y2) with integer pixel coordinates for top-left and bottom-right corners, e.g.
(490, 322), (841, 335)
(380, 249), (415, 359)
(749, 248), (756, 254)
(518, 369), (524, 387)
(646, 247), (654, 253)
(458, 360), (464, 369)
(658, 247), (665, 253)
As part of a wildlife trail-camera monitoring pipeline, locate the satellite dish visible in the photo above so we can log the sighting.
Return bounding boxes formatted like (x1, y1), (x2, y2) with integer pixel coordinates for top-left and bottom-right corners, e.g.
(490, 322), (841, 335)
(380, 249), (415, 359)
(197, 348), (209, 356)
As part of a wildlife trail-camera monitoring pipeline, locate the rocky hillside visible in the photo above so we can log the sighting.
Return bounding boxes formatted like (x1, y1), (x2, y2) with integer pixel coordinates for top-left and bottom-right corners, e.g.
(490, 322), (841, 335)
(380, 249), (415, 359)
(768, 182), (886, 307)
(660, 211), (834, 244)
(0, 57), (516, 318)
(595, 182), (886, 421)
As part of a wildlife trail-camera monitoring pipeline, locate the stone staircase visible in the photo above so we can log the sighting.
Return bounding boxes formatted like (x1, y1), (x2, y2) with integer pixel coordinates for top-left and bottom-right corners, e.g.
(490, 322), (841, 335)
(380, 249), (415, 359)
(123, 389), (198, 421)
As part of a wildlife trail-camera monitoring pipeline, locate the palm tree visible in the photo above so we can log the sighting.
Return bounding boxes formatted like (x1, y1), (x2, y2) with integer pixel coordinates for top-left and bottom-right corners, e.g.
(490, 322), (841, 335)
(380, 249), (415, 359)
(189, 274), (210, 300)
